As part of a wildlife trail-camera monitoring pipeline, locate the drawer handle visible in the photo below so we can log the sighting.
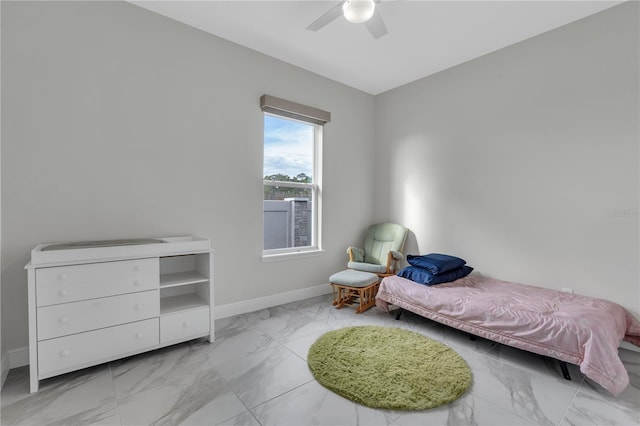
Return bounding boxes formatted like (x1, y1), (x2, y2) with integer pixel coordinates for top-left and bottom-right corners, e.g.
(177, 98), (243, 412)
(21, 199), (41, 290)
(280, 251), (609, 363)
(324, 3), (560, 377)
(59, 316), (69, 324)
(60, 350), (70, 357)
(134, 265), (141, 272)
(135, 333), (144, 340)
(133, 280), (141, 286)
(58, 289), (70, 297)
(182, 321), (190, 328)
(134, 304), (144, 311)
(58, 273), (68, 280)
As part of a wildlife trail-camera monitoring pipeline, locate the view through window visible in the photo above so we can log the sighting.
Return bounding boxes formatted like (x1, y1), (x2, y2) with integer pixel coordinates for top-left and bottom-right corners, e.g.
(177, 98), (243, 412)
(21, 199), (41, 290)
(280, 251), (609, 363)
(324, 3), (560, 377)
(263, 114), (320, 253)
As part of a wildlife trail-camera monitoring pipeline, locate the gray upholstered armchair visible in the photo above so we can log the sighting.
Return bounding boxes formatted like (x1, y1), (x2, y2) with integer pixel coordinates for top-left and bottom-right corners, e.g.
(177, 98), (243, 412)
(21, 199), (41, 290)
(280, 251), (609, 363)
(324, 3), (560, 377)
(347, 223), (408, 277)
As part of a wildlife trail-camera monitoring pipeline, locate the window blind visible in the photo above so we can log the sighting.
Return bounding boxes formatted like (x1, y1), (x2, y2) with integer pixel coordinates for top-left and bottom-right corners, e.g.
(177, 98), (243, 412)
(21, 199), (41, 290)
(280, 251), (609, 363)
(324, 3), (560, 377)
(260, 94), (331, 125)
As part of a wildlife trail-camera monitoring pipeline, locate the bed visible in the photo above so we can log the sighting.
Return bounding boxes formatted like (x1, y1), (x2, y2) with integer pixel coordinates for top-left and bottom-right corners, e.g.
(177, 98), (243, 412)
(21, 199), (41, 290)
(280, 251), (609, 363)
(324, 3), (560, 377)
(375, 273), (640, 396)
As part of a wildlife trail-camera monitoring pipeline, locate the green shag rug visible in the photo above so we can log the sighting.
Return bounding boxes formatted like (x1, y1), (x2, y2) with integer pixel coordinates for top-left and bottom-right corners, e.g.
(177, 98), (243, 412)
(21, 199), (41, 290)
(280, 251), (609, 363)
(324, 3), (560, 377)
(307, 326), (472, 411)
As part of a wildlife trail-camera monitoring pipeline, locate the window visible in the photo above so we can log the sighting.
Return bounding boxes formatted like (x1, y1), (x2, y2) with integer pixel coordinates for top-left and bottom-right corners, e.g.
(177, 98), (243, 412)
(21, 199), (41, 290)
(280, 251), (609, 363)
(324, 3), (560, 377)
(261, 95), (330, 256)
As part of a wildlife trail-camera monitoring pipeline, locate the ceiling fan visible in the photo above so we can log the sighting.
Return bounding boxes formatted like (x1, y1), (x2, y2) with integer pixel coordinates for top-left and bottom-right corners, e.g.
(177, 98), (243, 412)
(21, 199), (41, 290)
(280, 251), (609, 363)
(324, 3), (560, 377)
(306, 0), (389, 39)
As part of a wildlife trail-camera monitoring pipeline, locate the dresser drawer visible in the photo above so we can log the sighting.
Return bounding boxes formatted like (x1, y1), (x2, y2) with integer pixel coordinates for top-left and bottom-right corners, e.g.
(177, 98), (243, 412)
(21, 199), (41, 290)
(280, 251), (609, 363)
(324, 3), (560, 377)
(38, 318), (159, 377)
(160, 308), (210, 344)
(36, 258), (159, 307)
(37, 290), (159, 341)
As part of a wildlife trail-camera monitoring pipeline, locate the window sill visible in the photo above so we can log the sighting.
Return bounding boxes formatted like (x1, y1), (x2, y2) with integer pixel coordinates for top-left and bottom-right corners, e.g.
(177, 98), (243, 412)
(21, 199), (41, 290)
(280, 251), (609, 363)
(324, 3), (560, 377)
(262, 249), (325, 263)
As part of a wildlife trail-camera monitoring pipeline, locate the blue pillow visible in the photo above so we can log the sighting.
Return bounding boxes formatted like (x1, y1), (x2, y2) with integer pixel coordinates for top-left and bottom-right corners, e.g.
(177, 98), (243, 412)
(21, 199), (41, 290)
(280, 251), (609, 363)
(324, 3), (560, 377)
(398, 265), (473, 286)
(406, 253), (466, 275)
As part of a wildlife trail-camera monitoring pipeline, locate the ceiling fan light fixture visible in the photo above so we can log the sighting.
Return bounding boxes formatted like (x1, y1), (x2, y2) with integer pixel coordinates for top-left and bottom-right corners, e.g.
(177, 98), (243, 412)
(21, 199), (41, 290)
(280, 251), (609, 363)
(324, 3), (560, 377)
(342, 0), (375, 24)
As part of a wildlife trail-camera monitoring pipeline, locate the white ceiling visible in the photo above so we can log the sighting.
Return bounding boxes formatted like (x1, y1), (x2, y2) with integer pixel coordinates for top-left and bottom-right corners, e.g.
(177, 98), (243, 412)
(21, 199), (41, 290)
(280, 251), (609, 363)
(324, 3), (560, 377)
(131, 1), (622, 95)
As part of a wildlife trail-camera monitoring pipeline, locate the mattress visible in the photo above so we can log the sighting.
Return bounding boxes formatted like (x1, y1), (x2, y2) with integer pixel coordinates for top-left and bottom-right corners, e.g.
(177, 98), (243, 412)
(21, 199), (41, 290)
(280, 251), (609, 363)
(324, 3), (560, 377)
(376, 273), (640, 396)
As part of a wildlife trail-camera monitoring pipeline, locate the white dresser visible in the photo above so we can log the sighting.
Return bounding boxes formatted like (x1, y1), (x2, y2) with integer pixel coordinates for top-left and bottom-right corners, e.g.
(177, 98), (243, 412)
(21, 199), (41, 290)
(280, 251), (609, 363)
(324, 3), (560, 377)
(25, 236), (214, 393)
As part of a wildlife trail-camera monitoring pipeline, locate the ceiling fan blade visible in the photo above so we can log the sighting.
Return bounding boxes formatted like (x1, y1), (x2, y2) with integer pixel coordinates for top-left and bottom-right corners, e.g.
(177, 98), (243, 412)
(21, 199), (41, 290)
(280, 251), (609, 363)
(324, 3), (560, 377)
(306, 2), (345, 32)
(364, 9), (388, 39)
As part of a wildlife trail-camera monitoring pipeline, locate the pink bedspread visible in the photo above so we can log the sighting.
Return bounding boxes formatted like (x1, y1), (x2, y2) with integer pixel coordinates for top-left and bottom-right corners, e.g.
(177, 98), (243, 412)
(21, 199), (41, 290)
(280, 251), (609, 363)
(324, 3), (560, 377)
(376, 274), (640, 396)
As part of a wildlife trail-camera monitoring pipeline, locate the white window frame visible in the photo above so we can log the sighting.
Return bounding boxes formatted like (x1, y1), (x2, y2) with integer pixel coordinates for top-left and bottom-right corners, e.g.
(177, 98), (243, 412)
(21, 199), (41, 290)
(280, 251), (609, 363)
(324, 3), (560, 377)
(260, 95), (329, 260)
(262, 114), (323, 259)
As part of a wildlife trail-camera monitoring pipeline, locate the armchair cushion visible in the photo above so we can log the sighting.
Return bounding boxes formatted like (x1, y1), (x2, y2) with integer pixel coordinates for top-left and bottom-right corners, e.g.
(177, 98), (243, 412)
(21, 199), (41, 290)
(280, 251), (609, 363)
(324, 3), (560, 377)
(348, 262), (388, 274)
(347, 247), (365, 263)
(362, 223), (408, 266)
(345, 223), (408, 275)
(390, 251), (404, 261)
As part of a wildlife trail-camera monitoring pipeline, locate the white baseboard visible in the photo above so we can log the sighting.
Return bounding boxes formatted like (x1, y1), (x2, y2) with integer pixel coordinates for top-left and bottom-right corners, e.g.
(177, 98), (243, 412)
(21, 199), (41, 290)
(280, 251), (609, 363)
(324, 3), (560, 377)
(214, 283), (332, 319)
(1, 347), (27, 388)
(7, 346), (29, 369)
(1, 351), (9, 388)
(3, 292), (636, 382)
(0, 285), (331, 375)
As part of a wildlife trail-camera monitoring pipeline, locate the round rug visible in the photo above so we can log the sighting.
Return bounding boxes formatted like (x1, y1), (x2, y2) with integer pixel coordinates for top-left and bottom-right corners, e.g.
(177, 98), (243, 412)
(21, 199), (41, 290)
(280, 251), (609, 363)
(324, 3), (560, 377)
(307, 325), (472, 410)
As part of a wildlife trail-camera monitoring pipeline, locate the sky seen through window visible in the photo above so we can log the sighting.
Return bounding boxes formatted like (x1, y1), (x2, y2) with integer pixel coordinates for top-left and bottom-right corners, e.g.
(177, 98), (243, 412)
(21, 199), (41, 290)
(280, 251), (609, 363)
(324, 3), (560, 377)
(264, 115), (313, 179)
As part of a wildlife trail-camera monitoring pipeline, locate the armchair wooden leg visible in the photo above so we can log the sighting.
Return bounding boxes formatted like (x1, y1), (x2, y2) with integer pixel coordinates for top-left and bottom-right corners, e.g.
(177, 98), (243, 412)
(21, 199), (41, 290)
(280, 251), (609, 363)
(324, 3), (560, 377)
(330, 281), (379, 314)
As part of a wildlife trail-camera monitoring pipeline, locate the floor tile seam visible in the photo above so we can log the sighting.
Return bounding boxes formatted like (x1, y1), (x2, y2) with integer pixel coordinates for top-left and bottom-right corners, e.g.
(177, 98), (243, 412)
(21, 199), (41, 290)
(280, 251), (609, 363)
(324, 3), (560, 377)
(214, 402), (259, 426)
(169, 366), (260, 425)
(0, 369), (28, 409)
(473, 347), (583, 391)
(111, 379), (205, 425)
(246, 377), (317, 412)
(110, 351), (242, 425)
(206, 363), (261, 426)
(471, 392), (540, 426)
(215, 323), (263, 337)
(252, 323), (326, 347)
(440, 333), (500, 354)
(463, 351), (582, 426)
(269, 306), (328, 320)
(263, 334), (298, 352)
(251, 335), (300, 361)
(436, 336), (496, 358)
(574, 378), (640, 411)
(482, 341), (576, 377)
(243, 411), (263, 426)
(484, 340), (501, 357)
(555, 380), (582, 426)
(379, 407), (405, 422)
(282, 341), (309, 362)
(107, 363), (124, 426)
(237, 410), (263, 426)
(209, 330), (288, 366)
(109, 359), (191, 403)
(207, 328), (313, 404)
(392, 317), (483, 347)
(251, 320), (286, 342)
(213, 325), (284, 354)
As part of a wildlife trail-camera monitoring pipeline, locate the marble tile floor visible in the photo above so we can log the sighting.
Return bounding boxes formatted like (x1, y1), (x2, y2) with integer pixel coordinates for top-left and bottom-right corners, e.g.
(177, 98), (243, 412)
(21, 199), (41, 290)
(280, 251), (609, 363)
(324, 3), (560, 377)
(2, 294), (639, 426)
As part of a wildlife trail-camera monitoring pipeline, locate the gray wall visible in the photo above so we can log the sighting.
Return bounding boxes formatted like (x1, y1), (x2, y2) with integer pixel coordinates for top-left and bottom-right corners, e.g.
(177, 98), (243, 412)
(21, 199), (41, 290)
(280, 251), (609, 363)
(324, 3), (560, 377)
(375, 2), (639, 316)
(0, 0), (4, 384)
(2, 1), (638, 355)
(1, 1), (376, 350)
